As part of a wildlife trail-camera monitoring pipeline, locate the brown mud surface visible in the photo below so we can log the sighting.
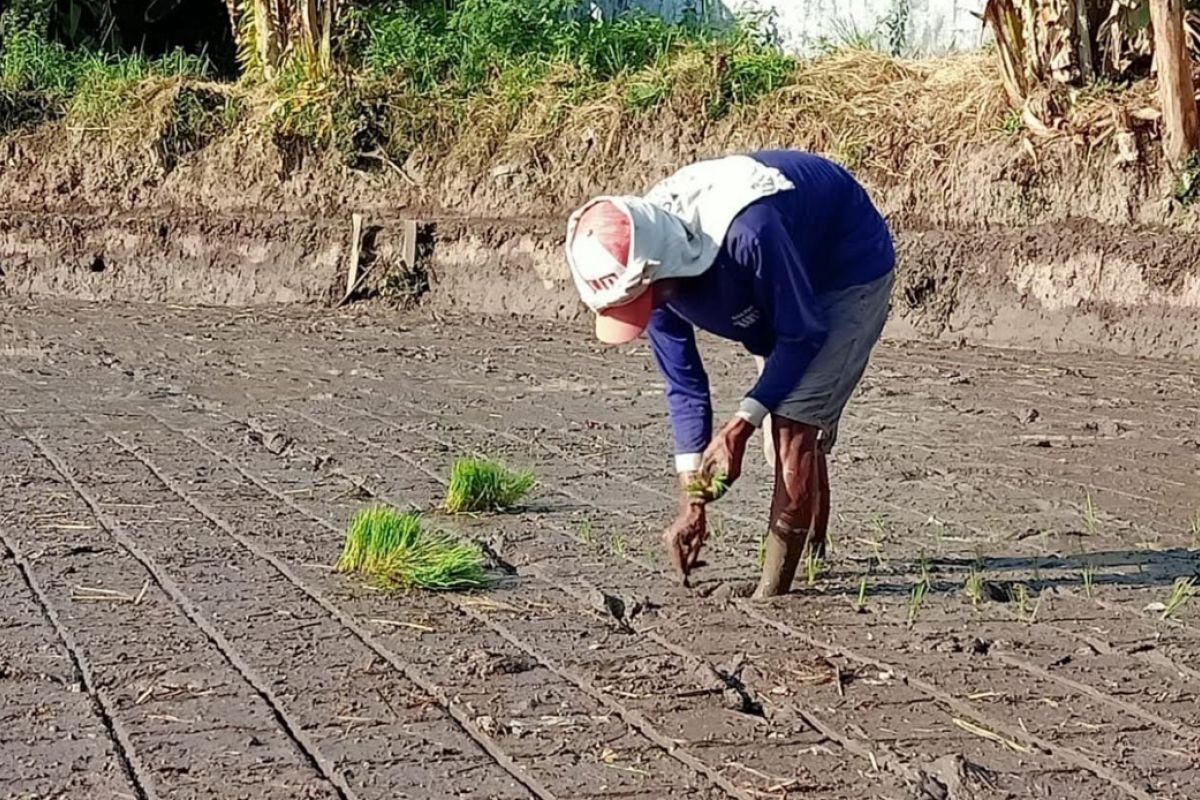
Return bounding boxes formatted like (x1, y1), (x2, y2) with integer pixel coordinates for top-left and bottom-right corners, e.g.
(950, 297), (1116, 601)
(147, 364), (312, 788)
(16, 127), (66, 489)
(2, 298), (1198, 798)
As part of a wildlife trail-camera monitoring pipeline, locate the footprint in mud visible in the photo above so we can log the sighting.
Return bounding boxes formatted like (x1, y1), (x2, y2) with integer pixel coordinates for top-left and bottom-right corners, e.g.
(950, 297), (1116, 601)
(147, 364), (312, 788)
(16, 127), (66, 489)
(700, 580), (756, 601)
(463, 649), (536, 679)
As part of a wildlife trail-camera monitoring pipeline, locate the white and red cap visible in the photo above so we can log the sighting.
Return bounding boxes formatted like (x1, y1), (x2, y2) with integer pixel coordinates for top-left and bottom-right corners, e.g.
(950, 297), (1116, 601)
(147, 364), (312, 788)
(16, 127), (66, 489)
(566, 155), (795, 344)
(565, 195), (707, 344)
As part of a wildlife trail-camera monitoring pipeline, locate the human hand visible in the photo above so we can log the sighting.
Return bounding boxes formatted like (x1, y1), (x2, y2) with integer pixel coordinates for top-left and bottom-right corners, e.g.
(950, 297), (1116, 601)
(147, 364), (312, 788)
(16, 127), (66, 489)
(699, 417), (755, 490)
(662, 494), (706, 585)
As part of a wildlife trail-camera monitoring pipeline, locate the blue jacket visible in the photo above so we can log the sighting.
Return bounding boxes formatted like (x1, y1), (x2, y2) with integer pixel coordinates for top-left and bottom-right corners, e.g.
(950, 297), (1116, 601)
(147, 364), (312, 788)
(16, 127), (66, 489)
(646, 150), (895, 460)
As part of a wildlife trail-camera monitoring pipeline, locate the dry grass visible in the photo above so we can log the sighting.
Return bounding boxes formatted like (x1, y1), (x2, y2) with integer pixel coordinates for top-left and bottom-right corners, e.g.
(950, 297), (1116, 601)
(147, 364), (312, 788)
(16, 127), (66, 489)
(3, 30), (1167, 205)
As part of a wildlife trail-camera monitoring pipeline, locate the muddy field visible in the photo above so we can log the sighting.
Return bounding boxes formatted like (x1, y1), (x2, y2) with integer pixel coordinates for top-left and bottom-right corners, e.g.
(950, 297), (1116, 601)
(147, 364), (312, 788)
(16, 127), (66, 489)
(1, 298), (1198, 800)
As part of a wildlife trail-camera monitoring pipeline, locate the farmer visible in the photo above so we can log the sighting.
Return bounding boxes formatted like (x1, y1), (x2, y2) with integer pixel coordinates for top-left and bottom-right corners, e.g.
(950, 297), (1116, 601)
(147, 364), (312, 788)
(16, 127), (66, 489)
(565, 150), (895, 597)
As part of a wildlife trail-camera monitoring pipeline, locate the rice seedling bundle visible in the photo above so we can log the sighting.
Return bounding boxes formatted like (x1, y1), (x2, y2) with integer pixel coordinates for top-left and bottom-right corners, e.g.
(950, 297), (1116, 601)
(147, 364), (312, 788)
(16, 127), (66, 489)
(337, 505), (488, 591)
(443, 457), (535, 513)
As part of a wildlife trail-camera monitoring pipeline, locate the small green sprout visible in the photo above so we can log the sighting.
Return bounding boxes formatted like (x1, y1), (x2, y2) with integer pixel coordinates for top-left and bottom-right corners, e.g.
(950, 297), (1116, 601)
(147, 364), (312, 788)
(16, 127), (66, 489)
(870, 514), (887, 539)
(918, 550), (932, 588)
(804, 549), (823, 586)
(609, 532), (628, 557)
(907, 581), (927, 627)
(577, 517), (594, 543)
(964, 569), (984, 606)
(1189, 512), (1200, 545)
(1081, 562), (1095, 599)
(711, 514), (727, 541)
(1082, 491), (1100, 535)
(1162, 577), (1197, 620)
(855, 575), (869, 610)
(864, 535), (885, 571)
(1013, 584), (1030, 618)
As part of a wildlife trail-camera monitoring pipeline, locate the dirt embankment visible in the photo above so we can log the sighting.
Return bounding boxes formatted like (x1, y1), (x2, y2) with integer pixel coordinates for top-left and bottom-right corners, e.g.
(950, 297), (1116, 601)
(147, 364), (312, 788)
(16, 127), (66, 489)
(1, 86), (1198, 358)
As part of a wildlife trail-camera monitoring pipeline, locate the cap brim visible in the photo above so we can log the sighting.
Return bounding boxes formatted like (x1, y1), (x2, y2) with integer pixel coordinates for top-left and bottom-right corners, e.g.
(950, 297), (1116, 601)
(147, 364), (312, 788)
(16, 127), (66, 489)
(595, 290), (653, 345)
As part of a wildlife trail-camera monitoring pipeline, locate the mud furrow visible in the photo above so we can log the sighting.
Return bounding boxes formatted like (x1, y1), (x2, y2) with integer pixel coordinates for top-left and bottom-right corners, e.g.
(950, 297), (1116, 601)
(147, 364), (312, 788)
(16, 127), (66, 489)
(144, 412), (762, 799)
(373, 332), (1192, 546)
(302, 396), (1200, 734)
(383, 373), (1183, 548)
(0, 530), (152, 800)
(271, 396), (1189, 797)
(6, 301), (1197, 798)
(105, 431), (557, 800)
(5, 416), (357, 800)
(733, 601), (1157, 800)
(213, 399), (1123, 796)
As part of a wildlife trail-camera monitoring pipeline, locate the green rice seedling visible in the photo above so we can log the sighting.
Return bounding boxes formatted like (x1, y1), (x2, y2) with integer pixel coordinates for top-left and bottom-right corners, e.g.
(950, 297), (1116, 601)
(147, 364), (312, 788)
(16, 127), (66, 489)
(1013, 584), (1030, 618)
(710, 514), (727, 541)
(1189, 512), (1200, 546)
(443, 457), (534, 513)
(686, 472), (730, 502)
(869, 536), (885, 569)
(1081, 562), (1096, 599)
(855, 575), (869, 610)
(804, 549), (823, 586)
(918, 550), (932, 588)
(577, 516), (594, 543)
(906, 580), (927, 627)
(373, 530), (489, 591)
(337, 506), (488, 591)
(964, 569), (984, 606)
(609, 532), (627, 557)
(1162, 577), (1197, 620)
(337, 505), (424, 574)
(1082, 491), (1099, 535)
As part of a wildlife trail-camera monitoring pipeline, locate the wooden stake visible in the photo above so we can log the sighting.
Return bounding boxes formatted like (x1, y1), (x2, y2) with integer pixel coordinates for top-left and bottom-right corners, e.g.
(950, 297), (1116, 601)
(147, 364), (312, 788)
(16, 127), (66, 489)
(340, 212), (364, 306)
(402, 219), (418, 272)
(1150, 0), (1199, 163)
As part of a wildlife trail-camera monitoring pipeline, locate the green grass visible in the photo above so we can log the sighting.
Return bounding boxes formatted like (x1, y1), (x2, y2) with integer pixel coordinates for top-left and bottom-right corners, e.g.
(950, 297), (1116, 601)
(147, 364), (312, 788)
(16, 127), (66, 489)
(855, 575), (869, 610)
(1081, 562), (1096, 598)
(577, 516), (594, 543)
(337, 505), (488, 591)
(1189, 511), (1200, 546)
(1, 30), (208, 123)
(443, 457), (534, 513)
(609, 532), (627, 557)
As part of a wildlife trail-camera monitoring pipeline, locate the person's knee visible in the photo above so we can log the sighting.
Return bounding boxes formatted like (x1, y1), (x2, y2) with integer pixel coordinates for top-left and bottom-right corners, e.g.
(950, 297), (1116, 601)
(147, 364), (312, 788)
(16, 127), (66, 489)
(771, 418), (821, 454)
(770, 494), (815, 538)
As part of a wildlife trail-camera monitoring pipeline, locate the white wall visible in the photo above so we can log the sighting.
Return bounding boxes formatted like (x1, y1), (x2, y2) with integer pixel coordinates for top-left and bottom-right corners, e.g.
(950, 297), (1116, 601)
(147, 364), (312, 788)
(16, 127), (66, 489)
(592, 0), (987, 55)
